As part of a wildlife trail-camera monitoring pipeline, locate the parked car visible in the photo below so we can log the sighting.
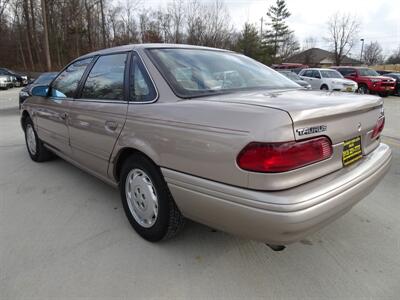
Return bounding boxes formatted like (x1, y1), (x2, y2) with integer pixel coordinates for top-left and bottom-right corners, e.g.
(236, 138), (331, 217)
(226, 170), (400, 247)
(299, 68), (357, 92)
(278, 70), (311, 89)
(384, 73), (400, 96)
(331, 66), (396, 97)
(19, 72), (58, 107)
(20, 44), (391, 248)
(0, 74), (13, 89)
(376, 70), (392, 75)
(0, 68), (29, 86)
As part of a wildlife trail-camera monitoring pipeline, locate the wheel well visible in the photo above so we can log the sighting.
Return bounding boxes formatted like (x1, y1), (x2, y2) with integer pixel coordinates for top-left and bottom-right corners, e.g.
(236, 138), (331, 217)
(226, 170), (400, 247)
(320, 84), (328, 90)
(21, 110), (30, 130)
(113, 148), (156, 182)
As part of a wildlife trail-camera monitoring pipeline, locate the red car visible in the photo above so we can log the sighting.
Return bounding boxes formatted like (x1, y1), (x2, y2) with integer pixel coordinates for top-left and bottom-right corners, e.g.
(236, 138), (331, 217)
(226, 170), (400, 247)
(331, 66), (395, 97)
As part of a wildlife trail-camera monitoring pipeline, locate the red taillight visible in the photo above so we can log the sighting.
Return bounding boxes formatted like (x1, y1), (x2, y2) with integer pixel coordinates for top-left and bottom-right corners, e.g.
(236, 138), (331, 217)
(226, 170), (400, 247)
(371, 116), (385, 139)
(237, 137), (333, 173)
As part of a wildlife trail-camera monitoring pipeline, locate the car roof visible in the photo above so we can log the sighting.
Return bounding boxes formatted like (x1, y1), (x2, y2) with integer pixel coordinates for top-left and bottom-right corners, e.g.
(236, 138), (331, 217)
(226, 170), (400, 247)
(76, 43), (232, 61)
(332, 66), (369, 69)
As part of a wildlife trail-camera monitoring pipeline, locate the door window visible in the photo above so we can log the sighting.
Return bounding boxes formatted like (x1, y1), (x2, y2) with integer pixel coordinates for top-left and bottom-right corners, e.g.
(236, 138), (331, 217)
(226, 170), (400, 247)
(81, 53), (127, 101)
(302, 70), (313, 77)
(130, 55), (157, 102)
(51, 58), (92, 98)
(312, 70), (321, 78)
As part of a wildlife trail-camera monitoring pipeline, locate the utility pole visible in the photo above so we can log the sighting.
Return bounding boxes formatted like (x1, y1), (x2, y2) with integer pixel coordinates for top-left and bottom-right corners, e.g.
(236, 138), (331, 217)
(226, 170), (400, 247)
(360, 38), (365, 64)
(260, 17), (263, 38)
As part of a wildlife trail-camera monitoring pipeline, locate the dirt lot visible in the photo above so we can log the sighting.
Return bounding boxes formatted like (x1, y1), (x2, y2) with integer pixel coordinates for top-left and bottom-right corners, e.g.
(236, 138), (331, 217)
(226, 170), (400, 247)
(1, 89), (399, 299)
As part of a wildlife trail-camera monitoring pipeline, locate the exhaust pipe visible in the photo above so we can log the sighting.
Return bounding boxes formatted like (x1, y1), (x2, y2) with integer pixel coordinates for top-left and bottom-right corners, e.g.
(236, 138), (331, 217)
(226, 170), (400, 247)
(266, 244), (286, 251)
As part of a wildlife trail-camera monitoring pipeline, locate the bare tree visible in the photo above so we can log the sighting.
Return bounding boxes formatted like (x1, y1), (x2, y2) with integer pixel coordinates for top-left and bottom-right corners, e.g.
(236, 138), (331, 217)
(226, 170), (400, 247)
(0, 0), (10, 22)
(41, 0), (51, 70)
(302, 36), (317, 50)
(326, 12), (360, 65)
(386, 47), (400, 64)
(363, 41), (384, 65)
(279, 32), (299, 60)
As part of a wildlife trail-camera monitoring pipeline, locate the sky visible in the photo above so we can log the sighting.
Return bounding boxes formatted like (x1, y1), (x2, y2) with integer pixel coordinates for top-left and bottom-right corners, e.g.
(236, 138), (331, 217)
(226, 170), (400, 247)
(141, 0), (400, 58)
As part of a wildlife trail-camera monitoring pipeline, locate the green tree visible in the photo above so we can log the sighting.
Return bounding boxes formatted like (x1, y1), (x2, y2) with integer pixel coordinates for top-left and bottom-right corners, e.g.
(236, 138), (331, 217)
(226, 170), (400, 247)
(236, 23), (274, 65)
(264, 0), (292, 62)
(236, 23), (261, 59)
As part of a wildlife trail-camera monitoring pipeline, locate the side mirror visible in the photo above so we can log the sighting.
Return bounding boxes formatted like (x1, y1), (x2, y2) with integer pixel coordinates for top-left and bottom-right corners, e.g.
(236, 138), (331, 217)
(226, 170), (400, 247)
(31, 85), (49, 97)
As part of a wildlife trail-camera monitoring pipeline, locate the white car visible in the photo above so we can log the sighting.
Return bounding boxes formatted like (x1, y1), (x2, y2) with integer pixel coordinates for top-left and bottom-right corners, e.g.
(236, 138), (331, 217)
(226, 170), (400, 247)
(299, 68), (358, 92)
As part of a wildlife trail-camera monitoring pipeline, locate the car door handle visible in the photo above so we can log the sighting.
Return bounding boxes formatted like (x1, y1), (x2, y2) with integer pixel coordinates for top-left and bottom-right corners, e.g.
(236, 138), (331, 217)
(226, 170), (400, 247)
(105, 121), (118, 131)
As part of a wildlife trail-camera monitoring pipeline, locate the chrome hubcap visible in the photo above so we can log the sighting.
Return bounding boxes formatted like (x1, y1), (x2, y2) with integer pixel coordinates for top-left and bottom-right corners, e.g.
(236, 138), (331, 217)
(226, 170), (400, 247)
(125, 168), (158, 228)
(26, 124), (37, 155)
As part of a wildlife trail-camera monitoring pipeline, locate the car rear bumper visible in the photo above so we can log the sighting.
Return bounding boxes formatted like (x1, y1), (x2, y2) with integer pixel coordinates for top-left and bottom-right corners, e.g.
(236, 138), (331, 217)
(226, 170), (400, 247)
(162, 143), (391, 244)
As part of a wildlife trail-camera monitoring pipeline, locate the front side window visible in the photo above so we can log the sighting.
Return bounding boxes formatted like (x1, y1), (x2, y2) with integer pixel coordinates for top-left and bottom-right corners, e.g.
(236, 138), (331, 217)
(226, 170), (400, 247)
(51, 58), (92, 98)
(148, 48), (298, 98)
(130, 55), (157, 102)
(81, 53), (127, 101)
(302, 70), (312, 77)
(320, 70), (343, 79)
(312, 70), (321, 78)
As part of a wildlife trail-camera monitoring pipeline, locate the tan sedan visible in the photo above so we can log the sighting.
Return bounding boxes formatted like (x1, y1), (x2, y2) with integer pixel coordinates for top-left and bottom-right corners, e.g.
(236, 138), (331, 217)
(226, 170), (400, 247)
(20, 44), (391, 249)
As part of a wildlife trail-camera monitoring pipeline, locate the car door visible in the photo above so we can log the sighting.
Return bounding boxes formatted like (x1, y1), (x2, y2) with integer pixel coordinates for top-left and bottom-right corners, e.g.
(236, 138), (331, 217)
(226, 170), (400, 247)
(300, 70), (313, 85)
(67, 52), (130, 178)
(311, 70), (322, 89)
(35, 58), (92, 155)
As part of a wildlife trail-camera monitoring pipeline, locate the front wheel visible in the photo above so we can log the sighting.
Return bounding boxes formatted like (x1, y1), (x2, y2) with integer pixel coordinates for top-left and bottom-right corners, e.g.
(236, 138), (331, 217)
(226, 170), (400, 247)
(24, 118), (53, 162)
(320, 85), (329, 91)
(120, 154), (185, 242)
(357, 85), (369, 94)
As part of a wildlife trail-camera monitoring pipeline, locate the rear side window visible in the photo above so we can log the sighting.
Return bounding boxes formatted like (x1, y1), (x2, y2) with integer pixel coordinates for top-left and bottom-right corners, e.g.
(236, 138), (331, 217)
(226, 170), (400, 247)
(81, 53), (127, 101)
(130, 54), (157, 102)
(51, 58), (92, 98)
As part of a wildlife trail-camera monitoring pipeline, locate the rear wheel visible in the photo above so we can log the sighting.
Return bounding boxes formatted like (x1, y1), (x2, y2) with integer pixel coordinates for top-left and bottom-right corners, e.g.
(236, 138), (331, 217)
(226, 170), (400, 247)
(120, 154), (185, 242)
(24, 118), (53, 162)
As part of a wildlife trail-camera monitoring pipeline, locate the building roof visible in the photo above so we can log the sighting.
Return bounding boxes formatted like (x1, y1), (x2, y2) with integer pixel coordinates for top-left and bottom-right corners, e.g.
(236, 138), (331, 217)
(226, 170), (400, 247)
(285, 48), (360, 65)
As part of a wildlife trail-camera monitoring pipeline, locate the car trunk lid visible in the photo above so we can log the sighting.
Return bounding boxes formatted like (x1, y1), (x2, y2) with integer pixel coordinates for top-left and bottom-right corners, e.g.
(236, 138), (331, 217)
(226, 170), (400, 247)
(204, 89), (382, 145)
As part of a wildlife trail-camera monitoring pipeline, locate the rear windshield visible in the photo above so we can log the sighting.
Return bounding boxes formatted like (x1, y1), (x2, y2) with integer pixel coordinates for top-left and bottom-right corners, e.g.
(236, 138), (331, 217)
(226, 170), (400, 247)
(320, 70), (343, 79)
(148, 48), (299, 98)
(281, 71), (300, 81)
(359, 68), (379, 76)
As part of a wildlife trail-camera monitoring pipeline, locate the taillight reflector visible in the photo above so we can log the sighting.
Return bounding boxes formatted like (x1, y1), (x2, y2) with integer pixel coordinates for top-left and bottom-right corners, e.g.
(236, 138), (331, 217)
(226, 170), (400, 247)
(237, 137), (333, 173)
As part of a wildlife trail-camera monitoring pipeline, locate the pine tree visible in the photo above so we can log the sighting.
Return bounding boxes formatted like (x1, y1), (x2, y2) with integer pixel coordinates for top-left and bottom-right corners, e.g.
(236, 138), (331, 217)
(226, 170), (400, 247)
(264, 0), (292, 62)
(236, 23), (261, 59)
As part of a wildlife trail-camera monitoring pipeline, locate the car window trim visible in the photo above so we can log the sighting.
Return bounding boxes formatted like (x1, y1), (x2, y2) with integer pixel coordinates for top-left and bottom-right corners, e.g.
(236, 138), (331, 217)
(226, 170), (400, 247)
(75, 51), (131, 103)
(48, 56), (95, 100)
(128, 51), (159, 104)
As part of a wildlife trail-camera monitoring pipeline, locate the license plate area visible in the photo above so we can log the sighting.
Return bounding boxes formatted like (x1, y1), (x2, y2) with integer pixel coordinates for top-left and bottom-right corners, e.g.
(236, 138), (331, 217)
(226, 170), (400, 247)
(342, 136), (362, 166)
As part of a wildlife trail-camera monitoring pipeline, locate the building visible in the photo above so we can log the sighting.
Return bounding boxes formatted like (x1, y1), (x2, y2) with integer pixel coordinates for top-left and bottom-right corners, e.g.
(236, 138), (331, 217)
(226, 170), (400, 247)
(284, 48), (361, 68)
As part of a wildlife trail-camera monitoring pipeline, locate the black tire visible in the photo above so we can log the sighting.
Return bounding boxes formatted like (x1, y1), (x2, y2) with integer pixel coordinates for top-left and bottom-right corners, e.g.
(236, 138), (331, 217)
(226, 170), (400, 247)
(119, 154), (185, 242)
(320, 84), (329, 91)
(357, 84), (369, 94)
(24, 117), (53, 162)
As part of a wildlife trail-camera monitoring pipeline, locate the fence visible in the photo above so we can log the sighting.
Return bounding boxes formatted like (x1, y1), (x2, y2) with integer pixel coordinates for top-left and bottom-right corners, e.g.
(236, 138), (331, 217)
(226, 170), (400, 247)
(371, 64), (400, 72)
